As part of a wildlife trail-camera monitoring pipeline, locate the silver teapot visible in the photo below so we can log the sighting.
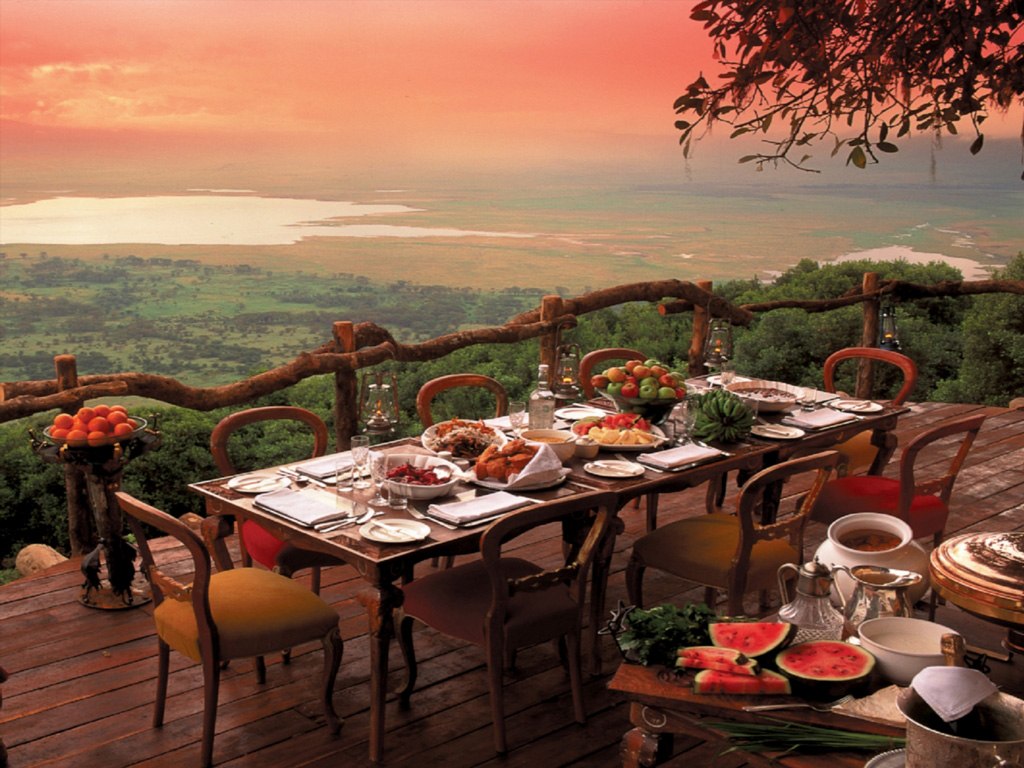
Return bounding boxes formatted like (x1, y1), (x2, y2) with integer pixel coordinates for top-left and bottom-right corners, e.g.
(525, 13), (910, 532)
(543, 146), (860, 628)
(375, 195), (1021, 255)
(832, 564), (922, 639)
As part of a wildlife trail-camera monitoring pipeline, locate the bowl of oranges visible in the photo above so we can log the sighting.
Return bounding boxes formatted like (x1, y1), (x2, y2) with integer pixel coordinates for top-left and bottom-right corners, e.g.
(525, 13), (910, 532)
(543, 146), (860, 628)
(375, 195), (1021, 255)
(44, 405), (146, 447)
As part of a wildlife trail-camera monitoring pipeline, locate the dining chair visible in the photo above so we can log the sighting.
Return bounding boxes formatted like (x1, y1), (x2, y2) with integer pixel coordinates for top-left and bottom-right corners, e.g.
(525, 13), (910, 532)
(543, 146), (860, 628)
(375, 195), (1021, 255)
(210, 405), (345, 594)
(115, 491), (343, 768)
(578, 346), (647, 399)
(416, 373), (509, 428)
(395, 490), (617, 754)
(822, 347), (918, 476)
(626, 451), (840, 616)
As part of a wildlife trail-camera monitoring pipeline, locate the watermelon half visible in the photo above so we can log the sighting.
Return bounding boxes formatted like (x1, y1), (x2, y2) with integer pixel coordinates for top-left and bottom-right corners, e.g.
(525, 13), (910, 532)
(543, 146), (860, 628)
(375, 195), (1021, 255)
(676, 646), (760, 677)
(708, 621), (794, 657)
(774, 640), (875, 700)
(693, 669), (791, 695)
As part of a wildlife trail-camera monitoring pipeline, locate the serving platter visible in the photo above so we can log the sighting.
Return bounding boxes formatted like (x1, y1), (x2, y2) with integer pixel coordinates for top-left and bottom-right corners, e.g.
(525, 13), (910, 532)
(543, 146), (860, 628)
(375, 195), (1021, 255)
(43, 416), (148, 447)
(421, 419), (508, 459)
(470, 472), (568, 492)
(594, 425), (667, 452)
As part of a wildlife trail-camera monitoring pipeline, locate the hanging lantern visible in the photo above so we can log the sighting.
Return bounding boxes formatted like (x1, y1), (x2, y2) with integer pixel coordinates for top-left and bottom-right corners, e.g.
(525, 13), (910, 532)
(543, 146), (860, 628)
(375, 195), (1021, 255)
(359, 371), (400, 435)
(878, 305), (901, 351)
(703, 319), (733, 372)
(552, 342), (582, 404)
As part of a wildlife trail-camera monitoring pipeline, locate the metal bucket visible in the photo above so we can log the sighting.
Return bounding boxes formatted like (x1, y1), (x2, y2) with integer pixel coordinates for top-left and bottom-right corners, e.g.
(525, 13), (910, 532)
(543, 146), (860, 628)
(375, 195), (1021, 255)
(897, 688), (1024, 768)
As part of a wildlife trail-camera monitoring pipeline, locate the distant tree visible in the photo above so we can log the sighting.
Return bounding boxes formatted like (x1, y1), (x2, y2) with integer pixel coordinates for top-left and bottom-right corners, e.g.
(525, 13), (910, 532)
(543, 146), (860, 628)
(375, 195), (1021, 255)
(676, 1), (1024, 174)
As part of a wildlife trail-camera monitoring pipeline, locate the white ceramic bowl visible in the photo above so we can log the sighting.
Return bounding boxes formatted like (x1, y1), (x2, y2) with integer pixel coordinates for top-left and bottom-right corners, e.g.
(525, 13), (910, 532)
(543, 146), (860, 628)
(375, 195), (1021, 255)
(857, 616), (958, 685)
(384, 454), (459, 500)
(725, 378), (800, 412)
(521, 429), (576, 463)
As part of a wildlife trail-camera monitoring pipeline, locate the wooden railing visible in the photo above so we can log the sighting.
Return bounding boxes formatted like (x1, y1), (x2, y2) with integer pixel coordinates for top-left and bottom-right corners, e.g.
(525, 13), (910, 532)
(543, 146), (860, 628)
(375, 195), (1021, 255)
(3, 273), (1022, 445)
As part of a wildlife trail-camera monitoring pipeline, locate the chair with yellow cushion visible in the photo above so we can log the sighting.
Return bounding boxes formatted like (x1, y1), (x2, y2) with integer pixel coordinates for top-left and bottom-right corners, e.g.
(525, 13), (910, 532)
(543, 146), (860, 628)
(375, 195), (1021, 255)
(416, 373), (509, 428)
(211, 406), (346, 594)
(116, 491), (343, 768)
(823, 347), (918, 476)
(625, 451), (840, 616)
(396, 491), (616, 754)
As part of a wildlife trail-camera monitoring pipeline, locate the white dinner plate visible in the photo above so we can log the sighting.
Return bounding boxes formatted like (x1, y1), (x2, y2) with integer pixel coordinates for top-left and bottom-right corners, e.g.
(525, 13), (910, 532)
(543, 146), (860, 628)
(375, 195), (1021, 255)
(750, 424), (806, 440)
(584, 460), (646, 478)
(227, 474), (291, 493)
(359, 518), (431, 544)
(555, 405), (608, 421)
(832, 399), (884, 413)
(471, 473), (568, 492)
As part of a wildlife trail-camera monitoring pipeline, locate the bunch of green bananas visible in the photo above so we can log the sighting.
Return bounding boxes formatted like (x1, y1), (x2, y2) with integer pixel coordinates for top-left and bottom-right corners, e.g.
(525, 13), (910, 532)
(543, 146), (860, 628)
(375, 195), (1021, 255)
(691, 389), (755, 443)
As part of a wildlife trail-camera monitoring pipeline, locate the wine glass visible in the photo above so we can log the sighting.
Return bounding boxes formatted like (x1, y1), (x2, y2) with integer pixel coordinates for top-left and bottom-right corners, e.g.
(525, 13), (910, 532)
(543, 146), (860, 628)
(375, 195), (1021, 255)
(507, 400), (527, 437)
(667, 399), (698, 444)
(368, 451), (389, 506)
(350, 435), (372, 489)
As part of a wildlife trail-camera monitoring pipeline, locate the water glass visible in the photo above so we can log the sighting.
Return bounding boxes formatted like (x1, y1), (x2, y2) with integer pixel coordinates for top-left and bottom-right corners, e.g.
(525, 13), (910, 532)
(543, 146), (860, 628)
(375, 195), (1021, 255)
(387, 479), (409, 510)
(335, 454), (354, 493)
(508, 400), (527, 436)
(798, 388), (818, 411)
(350, 435), (372, 489)
(369, 451), (389, 507)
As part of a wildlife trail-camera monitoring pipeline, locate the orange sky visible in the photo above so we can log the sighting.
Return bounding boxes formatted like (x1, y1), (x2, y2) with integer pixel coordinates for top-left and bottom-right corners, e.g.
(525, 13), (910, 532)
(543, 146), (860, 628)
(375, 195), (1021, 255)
(1, 0), (1021, 184)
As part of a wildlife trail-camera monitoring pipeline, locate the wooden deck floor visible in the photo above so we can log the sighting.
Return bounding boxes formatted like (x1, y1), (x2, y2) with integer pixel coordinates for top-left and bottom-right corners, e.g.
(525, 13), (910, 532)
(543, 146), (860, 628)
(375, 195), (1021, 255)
(3, 401), (1022, 768)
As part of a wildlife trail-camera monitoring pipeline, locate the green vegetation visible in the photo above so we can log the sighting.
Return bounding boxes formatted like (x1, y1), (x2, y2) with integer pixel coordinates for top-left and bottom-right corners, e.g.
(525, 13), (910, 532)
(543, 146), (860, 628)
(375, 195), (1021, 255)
(2, 254), (1022, 582)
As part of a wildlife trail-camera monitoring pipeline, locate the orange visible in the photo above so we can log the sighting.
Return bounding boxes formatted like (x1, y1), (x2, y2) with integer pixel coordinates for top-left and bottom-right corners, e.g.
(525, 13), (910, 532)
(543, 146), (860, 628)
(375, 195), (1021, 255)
(53, 413), (74, 430)
(107, 411), (128, 426)
(112, 422), (134, 438)
(87, 416), (111, 434)
(76, 407), (96, 424)
(50, 427), (69, 440)
(126, 418), (139, 429)
(109, 404), (128, 414)
(87, 430), (109, 446)
(92, 404), (111, 417)
(66, 429), (88, 446)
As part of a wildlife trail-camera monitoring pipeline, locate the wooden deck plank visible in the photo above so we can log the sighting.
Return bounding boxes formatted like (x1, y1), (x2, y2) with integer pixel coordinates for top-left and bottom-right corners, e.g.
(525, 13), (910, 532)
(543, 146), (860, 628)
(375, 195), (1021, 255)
(3, 402), (1022, 768)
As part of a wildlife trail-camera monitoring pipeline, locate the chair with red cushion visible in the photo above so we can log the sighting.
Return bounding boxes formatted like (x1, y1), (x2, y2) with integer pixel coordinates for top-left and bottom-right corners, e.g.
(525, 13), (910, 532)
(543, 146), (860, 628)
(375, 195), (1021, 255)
(396, 490), (617, 754)
(416, 373), (509, 428)
(811, 414), (986, 545)
(823, 347), (918, 476)
(626, 451), (840, 616)
(116, 491), (343, 768)
(210, 406), (345, 594)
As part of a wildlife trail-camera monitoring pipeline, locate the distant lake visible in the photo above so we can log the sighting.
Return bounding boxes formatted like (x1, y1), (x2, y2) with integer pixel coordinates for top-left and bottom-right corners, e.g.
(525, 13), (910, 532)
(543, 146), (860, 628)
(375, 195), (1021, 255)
(0, 195), (532, 246)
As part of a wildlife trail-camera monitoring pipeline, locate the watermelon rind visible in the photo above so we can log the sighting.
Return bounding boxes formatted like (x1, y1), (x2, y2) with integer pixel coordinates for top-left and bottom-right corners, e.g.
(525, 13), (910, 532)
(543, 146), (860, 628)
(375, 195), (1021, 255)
(708, 621), (795, 657)
(774, 640), (875, 700)
(692, 669), (791, 695)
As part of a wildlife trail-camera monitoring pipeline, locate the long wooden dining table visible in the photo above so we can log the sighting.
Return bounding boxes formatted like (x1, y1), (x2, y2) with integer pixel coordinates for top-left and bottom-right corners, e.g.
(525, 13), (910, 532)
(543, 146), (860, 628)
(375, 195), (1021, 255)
(189, 394), (907, 763)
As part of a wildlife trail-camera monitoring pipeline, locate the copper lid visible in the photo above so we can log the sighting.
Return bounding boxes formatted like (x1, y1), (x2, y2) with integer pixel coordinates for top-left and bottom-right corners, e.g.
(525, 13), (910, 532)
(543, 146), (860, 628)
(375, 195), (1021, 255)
(930, 532), (1024, 627)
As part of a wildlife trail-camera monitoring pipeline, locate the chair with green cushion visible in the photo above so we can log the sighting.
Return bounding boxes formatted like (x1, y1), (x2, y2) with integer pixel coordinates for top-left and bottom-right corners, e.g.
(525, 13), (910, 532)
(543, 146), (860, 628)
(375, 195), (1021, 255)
(625, 451), (840, 616)
(116, 491), (344, 768)
(823, 347), (918, 476)
(396, 490), (617, 754)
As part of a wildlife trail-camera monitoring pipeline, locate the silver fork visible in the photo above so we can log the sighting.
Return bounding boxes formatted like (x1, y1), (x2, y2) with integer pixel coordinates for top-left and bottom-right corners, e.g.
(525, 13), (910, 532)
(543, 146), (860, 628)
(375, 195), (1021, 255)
(742, 694), (854, 713)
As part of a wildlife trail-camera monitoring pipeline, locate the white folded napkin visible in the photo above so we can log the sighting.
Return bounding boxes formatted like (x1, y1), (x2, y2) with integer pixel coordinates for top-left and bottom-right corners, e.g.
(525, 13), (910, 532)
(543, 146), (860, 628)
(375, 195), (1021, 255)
(505, 444), (568, 488)
(427, 490), (532, 525)
(483, 415), (514, 430)
(782, 408), (858, 430)
(292, 452), (352, 479)
(639, 443), (723, 469)
(253, 488), (351, 527)
(911, 666), (998, 722)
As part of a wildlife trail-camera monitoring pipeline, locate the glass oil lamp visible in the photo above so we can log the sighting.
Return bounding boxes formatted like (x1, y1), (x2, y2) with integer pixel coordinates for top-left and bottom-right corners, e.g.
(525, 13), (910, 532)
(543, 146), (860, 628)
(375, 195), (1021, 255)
(553, 342), (582, 405)
(359, 371), (400, 435)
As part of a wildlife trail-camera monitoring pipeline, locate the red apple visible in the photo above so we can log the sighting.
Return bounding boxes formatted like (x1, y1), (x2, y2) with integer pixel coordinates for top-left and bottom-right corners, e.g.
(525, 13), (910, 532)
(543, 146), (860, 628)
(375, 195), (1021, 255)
(632, 364), (651, 379)
(624, 359), (641, 372)
(659, 373), (677, 387)
(591, 374), (610, 389)
(606, 366), (627, 383)
(620, 381), (640, 398)
(649, 364), (669, 378)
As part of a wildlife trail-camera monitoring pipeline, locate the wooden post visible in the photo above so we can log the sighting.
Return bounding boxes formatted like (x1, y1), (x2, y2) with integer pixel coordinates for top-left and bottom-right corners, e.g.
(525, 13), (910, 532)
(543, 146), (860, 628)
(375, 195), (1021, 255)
(539, 295), (563, 372)
(688, 280), (713, 377)
(54, 355), (93, 556)
(332, 321), (358, 451)
(858, 273), (880, 399)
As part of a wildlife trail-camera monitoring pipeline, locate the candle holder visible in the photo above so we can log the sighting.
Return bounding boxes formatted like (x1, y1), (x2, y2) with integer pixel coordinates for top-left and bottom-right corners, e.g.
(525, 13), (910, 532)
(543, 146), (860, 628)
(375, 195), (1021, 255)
(553, 342), (582, 404)
(359, 371), (400, 436)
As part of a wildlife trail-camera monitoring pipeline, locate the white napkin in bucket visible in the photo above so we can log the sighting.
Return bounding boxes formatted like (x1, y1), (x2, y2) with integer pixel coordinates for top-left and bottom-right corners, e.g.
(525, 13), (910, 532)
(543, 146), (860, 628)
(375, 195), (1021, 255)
(911, 666), (998, 722)
(504, 443), (568, 489)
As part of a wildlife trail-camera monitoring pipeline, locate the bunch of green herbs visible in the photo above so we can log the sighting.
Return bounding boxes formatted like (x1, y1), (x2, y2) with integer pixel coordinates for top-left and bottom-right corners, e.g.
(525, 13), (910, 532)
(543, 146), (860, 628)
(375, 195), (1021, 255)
(617, 603), (713, 667)
(712, 719), (905, 755)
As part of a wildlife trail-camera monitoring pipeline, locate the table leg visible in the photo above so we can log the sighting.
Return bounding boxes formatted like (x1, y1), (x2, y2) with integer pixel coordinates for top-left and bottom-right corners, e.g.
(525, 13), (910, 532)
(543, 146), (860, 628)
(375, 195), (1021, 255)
(621, 702), (674, 767)
(359, 581), (404, 763)
(589, 515), (625, 675)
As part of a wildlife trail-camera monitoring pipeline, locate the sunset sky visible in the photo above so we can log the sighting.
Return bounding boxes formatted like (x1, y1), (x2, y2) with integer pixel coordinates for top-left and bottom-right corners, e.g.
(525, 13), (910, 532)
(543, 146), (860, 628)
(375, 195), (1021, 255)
(1, 0), (1021, 189)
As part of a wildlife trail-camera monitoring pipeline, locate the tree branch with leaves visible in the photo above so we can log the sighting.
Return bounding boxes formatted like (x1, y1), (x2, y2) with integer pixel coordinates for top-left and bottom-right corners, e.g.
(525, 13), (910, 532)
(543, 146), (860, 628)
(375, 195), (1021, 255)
(675, 0), (1024, 175)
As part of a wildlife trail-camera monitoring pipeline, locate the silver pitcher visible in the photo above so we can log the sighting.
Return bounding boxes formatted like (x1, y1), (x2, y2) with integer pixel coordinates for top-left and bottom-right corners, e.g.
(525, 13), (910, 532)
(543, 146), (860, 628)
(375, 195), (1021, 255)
(831, 564), (922, 639)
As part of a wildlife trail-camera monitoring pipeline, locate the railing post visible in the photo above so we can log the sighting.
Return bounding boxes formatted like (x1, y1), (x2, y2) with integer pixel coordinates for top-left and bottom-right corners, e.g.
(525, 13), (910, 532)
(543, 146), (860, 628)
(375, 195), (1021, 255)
(54, 355), (92, 556)
(688, 280), (713, 377)
(858, 272), (880, 399)
(332, 321), (358, 451)
(539, 295), (563, 372)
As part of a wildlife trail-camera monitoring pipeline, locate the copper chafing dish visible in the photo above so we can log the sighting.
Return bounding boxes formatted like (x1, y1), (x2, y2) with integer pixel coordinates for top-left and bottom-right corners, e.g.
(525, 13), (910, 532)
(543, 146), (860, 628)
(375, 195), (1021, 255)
(930, 532), (1024, 653)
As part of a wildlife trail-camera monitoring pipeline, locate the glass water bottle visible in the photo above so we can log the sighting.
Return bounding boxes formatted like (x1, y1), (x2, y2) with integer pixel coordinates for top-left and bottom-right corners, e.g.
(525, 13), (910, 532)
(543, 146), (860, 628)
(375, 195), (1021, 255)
(528, 363), (556, 429)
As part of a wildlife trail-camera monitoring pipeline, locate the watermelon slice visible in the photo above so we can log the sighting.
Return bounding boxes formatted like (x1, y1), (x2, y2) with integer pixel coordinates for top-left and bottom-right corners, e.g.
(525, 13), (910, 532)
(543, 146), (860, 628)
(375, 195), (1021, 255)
(692, 669), (791, 695)
(709, 621), (795, 657)
(676, 646), (760, 676)
(775, 640), (875, 700)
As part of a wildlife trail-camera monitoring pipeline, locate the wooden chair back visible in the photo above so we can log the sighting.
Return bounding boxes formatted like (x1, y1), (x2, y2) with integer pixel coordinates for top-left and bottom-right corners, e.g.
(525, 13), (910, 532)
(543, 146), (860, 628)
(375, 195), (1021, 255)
(897, 413), (986, 513)
(578, 347), (646, 398)
(823, 347), (918, 405)
(210, 405), (329, 475)
(416, 373), (509, 427)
